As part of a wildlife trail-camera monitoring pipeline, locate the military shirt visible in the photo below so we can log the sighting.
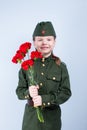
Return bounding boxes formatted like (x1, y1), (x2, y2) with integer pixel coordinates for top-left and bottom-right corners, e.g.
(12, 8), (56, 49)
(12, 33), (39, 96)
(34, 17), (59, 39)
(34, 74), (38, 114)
(16, 54), (71, 130)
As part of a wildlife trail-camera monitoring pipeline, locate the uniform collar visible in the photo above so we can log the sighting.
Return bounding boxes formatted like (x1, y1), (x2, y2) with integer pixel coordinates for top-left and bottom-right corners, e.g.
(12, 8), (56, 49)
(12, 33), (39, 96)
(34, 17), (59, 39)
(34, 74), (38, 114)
(41, 54), (53, 62)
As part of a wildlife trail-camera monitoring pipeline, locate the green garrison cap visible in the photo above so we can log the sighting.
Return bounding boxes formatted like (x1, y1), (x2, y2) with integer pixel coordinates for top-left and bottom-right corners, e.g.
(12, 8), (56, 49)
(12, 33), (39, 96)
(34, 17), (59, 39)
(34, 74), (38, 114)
(33, 21), (56, 38)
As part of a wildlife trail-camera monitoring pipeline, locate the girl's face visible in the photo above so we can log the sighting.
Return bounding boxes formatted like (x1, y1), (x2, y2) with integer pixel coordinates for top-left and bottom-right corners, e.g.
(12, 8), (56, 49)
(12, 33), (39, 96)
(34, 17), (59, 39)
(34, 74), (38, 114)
(33, 36), (56, 57)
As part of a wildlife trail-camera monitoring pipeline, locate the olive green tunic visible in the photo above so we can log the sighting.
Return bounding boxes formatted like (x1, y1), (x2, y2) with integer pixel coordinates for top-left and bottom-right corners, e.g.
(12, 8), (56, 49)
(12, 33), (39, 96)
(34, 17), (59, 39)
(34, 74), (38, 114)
(16, 55), (72, 130)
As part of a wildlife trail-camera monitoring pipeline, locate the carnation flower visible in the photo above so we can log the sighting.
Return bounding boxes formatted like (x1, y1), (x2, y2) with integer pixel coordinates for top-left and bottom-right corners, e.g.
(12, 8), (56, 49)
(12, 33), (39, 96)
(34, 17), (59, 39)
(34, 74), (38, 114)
(21, 59), (34, 70)
(30, 51), (43, 60)
(19, 42), (31, 54)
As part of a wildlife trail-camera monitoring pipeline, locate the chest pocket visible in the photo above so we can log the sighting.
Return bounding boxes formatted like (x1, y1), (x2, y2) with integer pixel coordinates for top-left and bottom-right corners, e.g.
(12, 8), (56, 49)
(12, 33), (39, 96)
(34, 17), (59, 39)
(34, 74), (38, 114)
(47, 73), (61, 81)
(46, 72), (61, 92)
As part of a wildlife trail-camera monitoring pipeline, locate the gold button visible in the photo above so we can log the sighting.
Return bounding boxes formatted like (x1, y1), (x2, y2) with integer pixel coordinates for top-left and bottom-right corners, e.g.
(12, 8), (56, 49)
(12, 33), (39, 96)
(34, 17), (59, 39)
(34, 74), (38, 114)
(47, 102), (50, 105)
(43, 103), (46, 106)
(53, 77), (56, 80)
(26, 95), (29, 98)
(42, 64), (45, 67)
(42, 58), (45, 62)
(25, 96), (27, 99)
(40, 83), (43, 86)
(41, 72), (44, 75)
(25, 95), (29, 99)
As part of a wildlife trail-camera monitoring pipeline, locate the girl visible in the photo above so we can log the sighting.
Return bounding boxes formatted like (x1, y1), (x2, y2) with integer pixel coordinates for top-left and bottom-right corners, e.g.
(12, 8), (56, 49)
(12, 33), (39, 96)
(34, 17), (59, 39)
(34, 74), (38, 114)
(16, 21), (72, 130)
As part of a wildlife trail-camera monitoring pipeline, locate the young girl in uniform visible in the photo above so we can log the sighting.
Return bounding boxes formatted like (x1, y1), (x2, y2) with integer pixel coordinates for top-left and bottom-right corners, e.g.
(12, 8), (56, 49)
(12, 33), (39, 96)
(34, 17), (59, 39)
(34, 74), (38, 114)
(16, 21), (72, 130)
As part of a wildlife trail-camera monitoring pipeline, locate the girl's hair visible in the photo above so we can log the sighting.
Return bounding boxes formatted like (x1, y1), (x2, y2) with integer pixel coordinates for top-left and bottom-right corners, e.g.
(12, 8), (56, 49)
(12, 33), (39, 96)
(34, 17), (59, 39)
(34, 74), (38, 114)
(52, 53), (61, 66)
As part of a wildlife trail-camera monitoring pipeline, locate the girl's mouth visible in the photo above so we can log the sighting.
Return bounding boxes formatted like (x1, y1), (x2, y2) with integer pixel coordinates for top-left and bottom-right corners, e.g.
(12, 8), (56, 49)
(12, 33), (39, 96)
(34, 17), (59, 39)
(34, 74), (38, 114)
(41, 47), (49, 49)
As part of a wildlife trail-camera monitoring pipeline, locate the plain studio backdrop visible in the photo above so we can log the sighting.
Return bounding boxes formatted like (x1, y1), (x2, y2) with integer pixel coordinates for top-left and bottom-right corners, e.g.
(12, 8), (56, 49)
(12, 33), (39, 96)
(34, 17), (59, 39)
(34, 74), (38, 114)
(0, 0), (87, 130)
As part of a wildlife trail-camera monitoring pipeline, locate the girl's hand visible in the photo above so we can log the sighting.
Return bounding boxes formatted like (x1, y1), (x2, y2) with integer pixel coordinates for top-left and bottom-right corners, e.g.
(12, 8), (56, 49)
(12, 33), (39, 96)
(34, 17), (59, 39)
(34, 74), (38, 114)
(33, 95), (42, 107)
(29, 85), (39, 98)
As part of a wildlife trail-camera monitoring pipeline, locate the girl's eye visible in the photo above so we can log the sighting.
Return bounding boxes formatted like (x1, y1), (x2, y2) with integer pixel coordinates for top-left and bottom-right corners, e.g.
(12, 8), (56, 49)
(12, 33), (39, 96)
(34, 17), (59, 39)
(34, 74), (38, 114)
(47, 38), (51, 41)
(38, 39), (43, 41)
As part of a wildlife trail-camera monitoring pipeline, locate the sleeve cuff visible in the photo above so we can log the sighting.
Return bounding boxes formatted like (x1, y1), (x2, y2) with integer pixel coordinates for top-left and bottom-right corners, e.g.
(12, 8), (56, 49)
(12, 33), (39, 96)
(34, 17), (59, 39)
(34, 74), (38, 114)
(24, 90), (31, 99)
(41, 94), (55, 107)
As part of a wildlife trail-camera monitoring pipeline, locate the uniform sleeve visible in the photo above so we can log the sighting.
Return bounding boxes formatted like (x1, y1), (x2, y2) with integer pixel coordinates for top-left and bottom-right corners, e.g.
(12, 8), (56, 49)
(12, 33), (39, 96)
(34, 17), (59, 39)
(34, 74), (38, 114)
(41, 63), (72, 107)
(16, 69), (30, 100)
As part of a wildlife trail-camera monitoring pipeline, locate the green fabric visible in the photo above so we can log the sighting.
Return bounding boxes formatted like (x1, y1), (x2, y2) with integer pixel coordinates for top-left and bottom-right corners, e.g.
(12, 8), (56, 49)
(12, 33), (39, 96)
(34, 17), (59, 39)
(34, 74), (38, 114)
(32, 21), (56, 38)
(16, 55), (72, 130)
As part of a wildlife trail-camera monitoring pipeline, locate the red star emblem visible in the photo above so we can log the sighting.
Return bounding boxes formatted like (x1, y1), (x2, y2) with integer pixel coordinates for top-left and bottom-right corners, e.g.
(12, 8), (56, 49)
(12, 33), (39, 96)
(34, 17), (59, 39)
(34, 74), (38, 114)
(41, 30), (45, 35)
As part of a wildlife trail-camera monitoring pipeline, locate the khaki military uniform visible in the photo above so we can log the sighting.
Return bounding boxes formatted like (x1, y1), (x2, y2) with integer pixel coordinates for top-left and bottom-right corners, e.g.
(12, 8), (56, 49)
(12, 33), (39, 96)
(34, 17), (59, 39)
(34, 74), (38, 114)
(16, 55), (71, 130)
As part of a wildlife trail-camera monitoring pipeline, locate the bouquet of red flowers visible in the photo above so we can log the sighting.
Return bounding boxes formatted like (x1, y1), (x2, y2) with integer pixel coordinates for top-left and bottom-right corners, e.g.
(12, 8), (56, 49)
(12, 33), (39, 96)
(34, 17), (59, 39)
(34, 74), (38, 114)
(12, 42), (44, 123)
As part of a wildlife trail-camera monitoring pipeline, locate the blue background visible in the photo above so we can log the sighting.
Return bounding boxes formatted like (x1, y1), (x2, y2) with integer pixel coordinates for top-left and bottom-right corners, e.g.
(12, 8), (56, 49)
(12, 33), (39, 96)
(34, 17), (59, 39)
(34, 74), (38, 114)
(0, 0), (87, 130)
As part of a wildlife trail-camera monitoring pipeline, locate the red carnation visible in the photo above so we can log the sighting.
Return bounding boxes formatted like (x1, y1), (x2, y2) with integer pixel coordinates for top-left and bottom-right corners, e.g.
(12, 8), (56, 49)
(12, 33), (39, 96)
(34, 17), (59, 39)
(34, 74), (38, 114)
(16, 50), (25, 59)
(21, 59), (34, 70)
(12, 55), (18, 63)
(12, 50), (25, 63)
(19, 42), (31, 54)
(30, 51), (43, 60)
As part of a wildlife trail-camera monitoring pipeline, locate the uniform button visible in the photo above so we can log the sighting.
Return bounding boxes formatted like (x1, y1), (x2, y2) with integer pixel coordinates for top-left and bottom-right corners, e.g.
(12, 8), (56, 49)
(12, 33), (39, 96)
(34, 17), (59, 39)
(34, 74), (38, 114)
(43, 103), (46, 106)
(26, 95), (29, 98)
(25, 96), (27, 99)
(53, 77), (56, 80)
(41, 72), (44, 75)
(40, 83), (43, 86)
(42, 58), (45, 62)
(25, 95), (29, 99)
(42, 64), (45, 67)
(47, 102), (50, 105)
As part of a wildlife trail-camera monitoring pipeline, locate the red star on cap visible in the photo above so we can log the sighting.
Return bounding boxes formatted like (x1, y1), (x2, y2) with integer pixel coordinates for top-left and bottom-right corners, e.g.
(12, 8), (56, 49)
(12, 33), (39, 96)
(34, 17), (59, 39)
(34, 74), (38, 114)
(41, 30), (45, 35)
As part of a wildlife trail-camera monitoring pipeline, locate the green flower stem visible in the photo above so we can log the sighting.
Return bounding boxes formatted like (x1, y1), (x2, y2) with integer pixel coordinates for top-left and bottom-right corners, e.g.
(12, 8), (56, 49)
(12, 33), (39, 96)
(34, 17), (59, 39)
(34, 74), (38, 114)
(36, 107), (44, 123)
(28, 68), (44, 123)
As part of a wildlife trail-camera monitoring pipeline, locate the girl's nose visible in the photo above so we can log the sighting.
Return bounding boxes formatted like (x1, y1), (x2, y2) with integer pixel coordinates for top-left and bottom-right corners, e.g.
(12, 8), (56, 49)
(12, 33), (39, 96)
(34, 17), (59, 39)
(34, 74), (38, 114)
(42, 40), (47, 44)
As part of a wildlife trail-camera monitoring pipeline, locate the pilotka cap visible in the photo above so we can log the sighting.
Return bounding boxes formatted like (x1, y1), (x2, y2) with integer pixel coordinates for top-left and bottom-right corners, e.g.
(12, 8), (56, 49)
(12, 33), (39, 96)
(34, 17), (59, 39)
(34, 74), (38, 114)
(32, 21), (56, 38)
